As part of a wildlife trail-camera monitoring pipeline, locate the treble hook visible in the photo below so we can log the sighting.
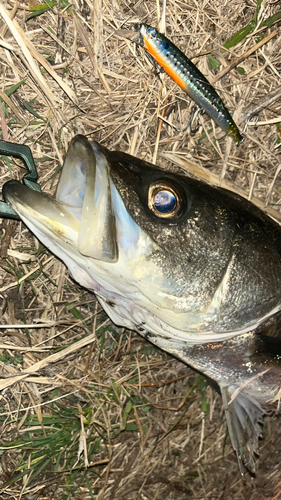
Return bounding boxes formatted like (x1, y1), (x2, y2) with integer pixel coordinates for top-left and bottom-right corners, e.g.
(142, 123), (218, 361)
(167, 105), (204, 135)
(185, 106), (206, 135)
(242, 113), (259, 134)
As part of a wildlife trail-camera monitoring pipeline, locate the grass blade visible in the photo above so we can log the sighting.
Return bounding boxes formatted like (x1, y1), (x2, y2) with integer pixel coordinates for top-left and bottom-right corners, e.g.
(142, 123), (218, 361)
(224, 24), (253, 50)
(260, 11), (281, 29)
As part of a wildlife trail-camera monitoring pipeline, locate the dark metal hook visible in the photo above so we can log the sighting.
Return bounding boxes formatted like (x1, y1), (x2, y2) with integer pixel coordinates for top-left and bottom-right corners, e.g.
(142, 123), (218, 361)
(242, 112), (259, 134)
(182, 106), (205, 135)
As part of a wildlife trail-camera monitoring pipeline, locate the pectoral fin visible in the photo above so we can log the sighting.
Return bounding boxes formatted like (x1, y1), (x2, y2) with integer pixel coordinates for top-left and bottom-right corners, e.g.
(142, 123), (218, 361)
(220, 385), (265, 474)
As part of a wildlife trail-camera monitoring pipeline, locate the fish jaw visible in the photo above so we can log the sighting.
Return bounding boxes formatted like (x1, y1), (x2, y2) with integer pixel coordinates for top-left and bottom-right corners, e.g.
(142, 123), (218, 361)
(55, 135), (118, 263)
(3, 179), (80, 248)
(3, 179), (98, 297)
(3, 135), (143, 267)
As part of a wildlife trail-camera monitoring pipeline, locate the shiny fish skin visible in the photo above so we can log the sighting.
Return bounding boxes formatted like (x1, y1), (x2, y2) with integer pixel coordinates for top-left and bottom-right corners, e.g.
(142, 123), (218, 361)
(119, 24), (243, 144)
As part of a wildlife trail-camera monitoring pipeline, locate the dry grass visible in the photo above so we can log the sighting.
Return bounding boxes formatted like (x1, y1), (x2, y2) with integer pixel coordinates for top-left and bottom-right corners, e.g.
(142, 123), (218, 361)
(1, 0), (281, 498)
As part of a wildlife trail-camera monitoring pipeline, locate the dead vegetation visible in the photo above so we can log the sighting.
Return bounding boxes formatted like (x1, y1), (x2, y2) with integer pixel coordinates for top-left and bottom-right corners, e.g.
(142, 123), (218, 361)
(0, 0), (281, 498)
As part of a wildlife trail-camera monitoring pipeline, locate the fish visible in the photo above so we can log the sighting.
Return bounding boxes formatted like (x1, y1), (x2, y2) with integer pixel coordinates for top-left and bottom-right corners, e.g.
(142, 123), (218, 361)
(117, 24), (244, 144)
(3, 134), (281, 474)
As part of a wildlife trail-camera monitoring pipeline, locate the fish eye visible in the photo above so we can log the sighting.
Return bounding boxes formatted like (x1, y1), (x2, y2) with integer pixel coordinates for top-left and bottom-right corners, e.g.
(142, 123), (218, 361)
(148, 182), (184, 218)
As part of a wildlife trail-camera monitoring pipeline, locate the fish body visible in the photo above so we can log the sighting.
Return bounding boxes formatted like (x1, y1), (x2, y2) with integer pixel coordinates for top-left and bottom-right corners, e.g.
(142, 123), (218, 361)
(118, 24), (243, 144)
(3, 135), (281, 473)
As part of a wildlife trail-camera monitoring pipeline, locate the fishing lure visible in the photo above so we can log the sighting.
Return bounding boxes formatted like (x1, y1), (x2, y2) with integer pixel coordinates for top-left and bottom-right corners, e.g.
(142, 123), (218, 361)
(118, 24), (243, 145)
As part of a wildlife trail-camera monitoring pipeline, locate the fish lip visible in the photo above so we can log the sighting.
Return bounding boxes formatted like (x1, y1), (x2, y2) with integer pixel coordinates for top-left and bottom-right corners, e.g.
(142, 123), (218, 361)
(3, 179), (21, 205)
(63, 136), (118, 263)
(3, 179), (80, 245)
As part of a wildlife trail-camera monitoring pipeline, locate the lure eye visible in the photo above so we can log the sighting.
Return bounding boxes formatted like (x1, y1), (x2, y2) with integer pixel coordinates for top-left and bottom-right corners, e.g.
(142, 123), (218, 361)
(148, 182), (184, 218)
(147, 27), (156, 38)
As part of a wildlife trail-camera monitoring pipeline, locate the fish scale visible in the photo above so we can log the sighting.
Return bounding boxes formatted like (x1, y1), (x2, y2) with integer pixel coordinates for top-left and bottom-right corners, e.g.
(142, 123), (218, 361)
(119, 24), (243, 145)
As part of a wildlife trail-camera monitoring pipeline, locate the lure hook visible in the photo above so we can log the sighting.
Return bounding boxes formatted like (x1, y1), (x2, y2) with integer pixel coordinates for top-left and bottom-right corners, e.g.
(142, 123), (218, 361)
(242, 113), (259, 134)
(187, 106), (200, 136)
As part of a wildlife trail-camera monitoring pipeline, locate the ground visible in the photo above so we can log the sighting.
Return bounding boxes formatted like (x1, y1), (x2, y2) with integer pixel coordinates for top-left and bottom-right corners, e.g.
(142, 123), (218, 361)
(1, 0), (281, 498)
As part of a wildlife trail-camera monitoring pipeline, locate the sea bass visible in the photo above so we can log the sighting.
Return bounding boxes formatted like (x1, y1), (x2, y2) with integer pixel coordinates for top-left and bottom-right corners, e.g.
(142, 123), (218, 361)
(3, 135), (281, 473)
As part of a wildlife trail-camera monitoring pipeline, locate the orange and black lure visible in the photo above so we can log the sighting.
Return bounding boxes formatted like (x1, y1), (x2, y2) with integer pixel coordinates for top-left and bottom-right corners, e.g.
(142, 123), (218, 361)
(118, 24), (243, 145)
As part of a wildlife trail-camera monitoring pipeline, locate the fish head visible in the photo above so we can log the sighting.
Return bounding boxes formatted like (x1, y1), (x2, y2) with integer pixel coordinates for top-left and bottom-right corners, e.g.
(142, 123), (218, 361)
(3, 135), (281, 344)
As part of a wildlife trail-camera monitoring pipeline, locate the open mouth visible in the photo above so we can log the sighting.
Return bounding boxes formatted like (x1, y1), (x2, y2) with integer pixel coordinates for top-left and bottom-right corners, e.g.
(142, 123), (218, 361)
(3, 135), (141, 265)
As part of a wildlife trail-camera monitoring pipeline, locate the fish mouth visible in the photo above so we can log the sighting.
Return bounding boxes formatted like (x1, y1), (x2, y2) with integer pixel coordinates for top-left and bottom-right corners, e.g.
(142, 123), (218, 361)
(3, 135), (137, 264)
